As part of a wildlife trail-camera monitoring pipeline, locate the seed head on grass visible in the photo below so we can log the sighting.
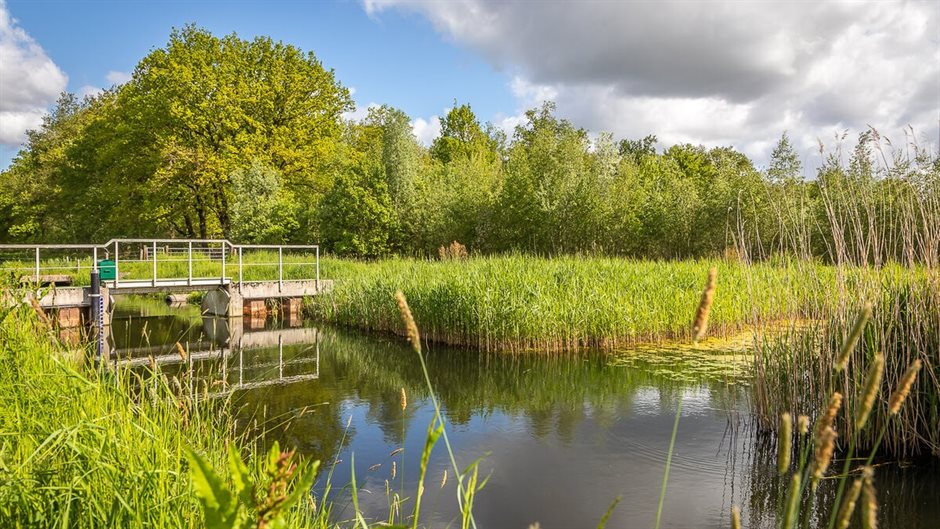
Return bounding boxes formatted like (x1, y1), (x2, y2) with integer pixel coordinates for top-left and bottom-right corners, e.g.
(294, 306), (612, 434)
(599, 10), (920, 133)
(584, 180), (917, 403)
(730, 506), (741, 529)
(861, 466), (877, 529)
(396, 291), (421, 354)
(175, 342), (188, 362)
(777, 412), (792, 474)
(814, 392), (843, 441)
(855, 353), (884, 431)
(835, 476), (864, 529)
(812, 425), (837, 488)
(400, 387), (408, 411)
(836, 302), (871, 371)
(798, 415), (810, 435)
(692, 267), (718, 343)
(781, 474), (801, 529)
(888, 359), (922, 414)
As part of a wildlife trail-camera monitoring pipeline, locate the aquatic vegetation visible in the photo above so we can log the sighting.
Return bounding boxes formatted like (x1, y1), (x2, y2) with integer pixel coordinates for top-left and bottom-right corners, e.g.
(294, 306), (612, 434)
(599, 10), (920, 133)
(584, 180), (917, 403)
(309, 255), (827, 352)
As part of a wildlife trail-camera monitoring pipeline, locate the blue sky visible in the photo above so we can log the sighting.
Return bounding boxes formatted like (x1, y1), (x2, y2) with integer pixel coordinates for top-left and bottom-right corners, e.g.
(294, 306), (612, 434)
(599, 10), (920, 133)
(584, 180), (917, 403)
(2, 0), (938, 171)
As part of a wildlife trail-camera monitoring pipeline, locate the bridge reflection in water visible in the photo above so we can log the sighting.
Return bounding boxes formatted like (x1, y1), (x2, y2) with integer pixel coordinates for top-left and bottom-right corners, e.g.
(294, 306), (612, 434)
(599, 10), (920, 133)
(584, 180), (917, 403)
(108, 307), (319, 398)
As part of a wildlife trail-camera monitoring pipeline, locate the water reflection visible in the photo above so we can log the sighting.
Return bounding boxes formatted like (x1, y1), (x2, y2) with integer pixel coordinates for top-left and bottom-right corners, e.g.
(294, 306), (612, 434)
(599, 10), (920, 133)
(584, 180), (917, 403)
(110, 297), (939, 529)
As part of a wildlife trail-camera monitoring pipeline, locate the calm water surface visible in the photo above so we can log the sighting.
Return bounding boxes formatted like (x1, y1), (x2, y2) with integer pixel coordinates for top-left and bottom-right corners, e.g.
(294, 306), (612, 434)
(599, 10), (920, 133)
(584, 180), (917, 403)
(110, 297), (939, 529)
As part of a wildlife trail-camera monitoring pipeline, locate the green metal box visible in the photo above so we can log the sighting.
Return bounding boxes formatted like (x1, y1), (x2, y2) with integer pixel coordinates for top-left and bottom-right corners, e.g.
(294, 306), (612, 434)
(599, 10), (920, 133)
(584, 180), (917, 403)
(98, 259), (116, 280)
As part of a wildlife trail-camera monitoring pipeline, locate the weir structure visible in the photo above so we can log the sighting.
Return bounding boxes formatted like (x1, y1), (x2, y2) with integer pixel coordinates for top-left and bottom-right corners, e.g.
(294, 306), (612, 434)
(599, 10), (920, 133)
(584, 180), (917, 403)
(0, 239), (331, 329)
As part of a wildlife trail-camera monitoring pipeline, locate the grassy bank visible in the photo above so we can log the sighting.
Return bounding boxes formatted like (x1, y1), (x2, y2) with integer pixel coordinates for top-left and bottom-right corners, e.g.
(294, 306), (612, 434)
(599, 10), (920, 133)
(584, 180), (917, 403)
(0, 301), (329, 528)
(310, 255), (828, 352)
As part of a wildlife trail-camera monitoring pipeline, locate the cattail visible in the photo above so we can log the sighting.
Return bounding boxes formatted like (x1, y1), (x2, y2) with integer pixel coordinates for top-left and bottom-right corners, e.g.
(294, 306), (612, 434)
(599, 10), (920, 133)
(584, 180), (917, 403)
(781, 474), (802, 529)
(814, 392), (843, 441)
(836, 302), (871, 371)
(888, 359), (922, 414)
(730, 506), (741, 529)
(400, 387), (407, 410)
(835, 476), (864, 529)
(812, 425), (837, 488)
(391, 460), (397, 480)
(777, 412), (792, 474)
(692, 267), (718, 343)
(440, 469), (448, 488)
(861, 467), (877, 529)
(798, 415), (810, 435)
(175, 341), (188, 361)
(855, 353), (884, 430)
(395, 291), (421, 353)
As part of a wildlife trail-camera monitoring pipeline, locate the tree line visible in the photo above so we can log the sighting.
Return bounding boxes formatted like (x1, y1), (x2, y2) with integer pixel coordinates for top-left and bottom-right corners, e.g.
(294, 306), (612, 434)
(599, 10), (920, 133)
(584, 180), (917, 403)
(1, 26), (936, 263)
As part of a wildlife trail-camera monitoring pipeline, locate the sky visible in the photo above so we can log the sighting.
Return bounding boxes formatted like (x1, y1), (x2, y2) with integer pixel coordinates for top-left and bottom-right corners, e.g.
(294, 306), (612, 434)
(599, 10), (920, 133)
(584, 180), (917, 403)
(1, 0), (938, 172)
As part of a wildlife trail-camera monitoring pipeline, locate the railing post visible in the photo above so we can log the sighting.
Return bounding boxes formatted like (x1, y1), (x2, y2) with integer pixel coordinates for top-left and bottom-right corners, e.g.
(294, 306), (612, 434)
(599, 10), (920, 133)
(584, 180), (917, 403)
(238, 247), (243, 292)
(93, 247), (98, 272)
(114, 241), (120, 288)
(34, 247), (40, 282)
(316, 246), (320, 291)
(187, 241), (193, 286)
(152, 241), (157, 287)
(221, 243), (226, 284)
(278, 247), (283, 292)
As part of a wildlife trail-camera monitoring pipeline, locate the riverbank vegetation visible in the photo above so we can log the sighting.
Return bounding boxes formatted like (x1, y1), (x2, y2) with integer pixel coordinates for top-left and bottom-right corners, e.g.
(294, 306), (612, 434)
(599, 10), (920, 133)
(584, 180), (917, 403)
(0, 301), (331, 527)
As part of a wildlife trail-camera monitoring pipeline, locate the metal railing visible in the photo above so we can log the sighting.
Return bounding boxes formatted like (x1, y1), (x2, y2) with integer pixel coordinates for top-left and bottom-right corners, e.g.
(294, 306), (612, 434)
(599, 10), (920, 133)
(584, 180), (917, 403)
(0, 239), (320, 290)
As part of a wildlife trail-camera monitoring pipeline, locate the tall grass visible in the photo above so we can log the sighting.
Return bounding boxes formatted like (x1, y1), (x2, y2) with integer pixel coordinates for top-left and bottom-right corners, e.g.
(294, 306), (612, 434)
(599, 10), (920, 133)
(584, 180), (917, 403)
(0, 296), (352, 527)
(747, 133), (939, 458)
(309, 255), (825, 352)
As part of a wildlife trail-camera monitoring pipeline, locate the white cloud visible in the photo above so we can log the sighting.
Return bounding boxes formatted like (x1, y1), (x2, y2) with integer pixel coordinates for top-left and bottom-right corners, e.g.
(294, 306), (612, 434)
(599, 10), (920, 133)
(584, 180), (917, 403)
(412, 115), (440, 146)
(0, 0), (68, 145)
(343, 101), (380, 122)
(364, 0), (940, 167)
(105, 70), (132, 86)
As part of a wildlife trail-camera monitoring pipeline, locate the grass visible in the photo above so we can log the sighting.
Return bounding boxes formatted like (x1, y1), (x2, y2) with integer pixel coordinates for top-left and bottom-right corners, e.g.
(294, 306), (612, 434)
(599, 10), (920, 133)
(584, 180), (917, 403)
(0, 299), (338, 528)
(308, 254), (833, 352)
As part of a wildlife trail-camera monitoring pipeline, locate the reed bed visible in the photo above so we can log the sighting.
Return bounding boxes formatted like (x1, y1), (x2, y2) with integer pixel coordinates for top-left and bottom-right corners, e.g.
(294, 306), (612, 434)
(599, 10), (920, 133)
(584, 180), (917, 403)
(310, 255), (826, 352)
(748, 136), (939, 458)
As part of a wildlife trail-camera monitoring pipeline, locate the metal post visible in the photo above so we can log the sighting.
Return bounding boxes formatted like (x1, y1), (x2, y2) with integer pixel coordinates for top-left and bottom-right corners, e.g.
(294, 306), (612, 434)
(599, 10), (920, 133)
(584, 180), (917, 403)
(114, 241), (120, 288)
(278, 247), (283, 292)
(152, 241), (157, 287)
(34, 247), (40, 282)
(221, 243), (226, 284)
(238, 247), (243, 292)
(90, 269), (103, 367)
(316, 246), (320, 291)
(93, 247), (98, 272)
(187, 241), (193, 286)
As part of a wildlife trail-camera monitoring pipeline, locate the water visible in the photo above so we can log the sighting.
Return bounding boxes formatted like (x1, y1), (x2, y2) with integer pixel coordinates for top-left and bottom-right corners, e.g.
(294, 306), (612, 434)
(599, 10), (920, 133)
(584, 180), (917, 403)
(110, 297), (940, 528)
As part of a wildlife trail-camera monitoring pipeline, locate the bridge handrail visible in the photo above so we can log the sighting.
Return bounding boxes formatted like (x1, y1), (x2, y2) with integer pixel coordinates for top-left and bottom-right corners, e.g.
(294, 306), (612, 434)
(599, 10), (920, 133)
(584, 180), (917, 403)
(0, 239), (320, 289)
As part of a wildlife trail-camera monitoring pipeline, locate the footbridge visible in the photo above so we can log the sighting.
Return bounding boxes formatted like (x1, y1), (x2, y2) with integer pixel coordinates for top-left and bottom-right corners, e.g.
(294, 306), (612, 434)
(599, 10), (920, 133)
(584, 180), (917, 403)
(0, 239), (332, 327)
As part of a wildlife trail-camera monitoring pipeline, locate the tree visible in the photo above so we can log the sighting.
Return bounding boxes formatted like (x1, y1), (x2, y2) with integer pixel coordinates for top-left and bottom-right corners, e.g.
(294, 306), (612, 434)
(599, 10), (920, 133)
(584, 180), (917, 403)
(767, 132), (802, 183)
(318, 168), (395, 257)
(69, 25), (351, 240)
(228, 161), (298, 243)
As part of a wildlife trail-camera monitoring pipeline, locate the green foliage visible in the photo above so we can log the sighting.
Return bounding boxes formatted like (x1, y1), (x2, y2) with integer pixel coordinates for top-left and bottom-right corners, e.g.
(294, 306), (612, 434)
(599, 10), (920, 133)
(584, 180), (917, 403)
(1, 25), (936, 269)
(188, 442), (318, 529)
(229, 161), (299, 243)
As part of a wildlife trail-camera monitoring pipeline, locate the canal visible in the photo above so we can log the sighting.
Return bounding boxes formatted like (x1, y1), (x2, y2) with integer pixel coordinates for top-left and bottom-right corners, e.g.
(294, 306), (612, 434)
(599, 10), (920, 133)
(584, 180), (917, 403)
(110, 296), (939, 528)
